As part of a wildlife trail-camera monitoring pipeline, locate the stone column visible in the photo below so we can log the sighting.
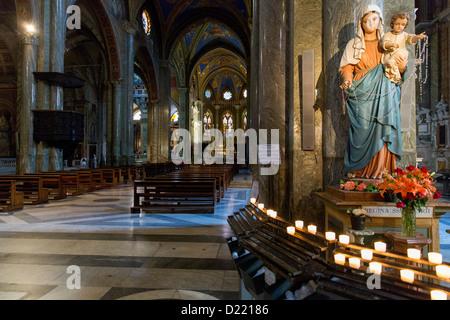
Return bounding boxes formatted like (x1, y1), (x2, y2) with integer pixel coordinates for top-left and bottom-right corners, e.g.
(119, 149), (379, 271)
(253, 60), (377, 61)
(178, 87), (189, 130)
(111, 80), (122, 166)
(122, 20), (136, 165)
(16, 32), (38, 174)
(158, 60), (171, 162)
(250, 0), (293, 219)
(147, 100), (159, 163)
(214, 104), (221, 130)
(48, 0), (65, 172)
(234, 104), (242, 129)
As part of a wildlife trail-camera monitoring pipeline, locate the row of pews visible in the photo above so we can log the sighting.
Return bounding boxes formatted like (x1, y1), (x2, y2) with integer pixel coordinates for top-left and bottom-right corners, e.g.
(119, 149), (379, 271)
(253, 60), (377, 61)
(0, 164), (182, 213)
(228, 203), (450, 300)
(131, 164), (237, 214)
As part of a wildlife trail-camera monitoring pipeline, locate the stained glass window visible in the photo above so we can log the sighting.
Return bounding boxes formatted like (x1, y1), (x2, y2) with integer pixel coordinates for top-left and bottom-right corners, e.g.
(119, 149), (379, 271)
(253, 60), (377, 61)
(243, 110), (248, 131)
(171, 111), (179, 123)
(205, 90), (212, 99)
(142, 10), (151, 35)
(203, 111), (212, 132)
(223, 91), (232, 101)
(223, 112), (233, 131)
(243, 89), (247, 98)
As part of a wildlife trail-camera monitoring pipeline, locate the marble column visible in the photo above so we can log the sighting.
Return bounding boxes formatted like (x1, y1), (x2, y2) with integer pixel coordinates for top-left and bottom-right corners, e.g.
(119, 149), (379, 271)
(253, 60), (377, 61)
(148, 100), (159, 163)
(48, 0), (65, 172)
(158, 60), (171, 162)
(122, 20), (136, 165)
(111, 80), (122, 166)
(178, 87), (189, 130)
(16, 32), (38, 174)
(250, 0), (293, 219)
(140, 109), (148, 156)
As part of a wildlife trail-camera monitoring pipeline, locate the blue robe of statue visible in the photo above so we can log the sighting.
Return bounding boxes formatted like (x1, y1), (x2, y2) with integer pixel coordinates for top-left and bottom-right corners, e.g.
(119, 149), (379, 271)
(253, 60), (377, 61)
(344, 64), (407, 175)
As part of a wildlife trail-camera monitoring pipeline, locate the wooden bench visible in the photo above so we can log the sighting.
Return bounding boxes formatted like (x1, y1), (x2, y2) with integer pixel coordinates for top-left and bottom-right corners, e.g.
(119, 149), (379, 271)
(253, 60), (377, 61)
(0, 180), (24, 212)
(131, 179), (216, 214)
(23, 174), (67, 200)
(0, 176), (48, 205)
(34, 172), (84, 196)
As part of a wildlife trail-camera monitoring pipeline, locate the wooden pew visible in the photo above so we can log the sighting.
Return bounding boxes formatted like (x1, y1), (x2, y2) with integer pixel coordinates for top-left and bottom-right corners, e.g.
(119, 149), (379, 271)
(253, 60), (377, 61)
(0, 180), (24, 212)
(0, 176), (48, 205)
(131, 179), (216, 214)
(102, 169), (118, 187)
(23, 174), (67, 200)
(33, 172), (84, 196)
(145, 175), (221, 203)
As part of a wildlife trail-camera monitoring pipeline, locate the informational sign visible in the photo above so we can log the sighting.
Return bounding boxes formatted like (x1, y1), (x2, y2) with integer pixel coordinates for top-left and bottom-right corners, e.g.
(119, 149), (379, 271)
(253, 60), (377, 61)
(361, 206), (434, 218)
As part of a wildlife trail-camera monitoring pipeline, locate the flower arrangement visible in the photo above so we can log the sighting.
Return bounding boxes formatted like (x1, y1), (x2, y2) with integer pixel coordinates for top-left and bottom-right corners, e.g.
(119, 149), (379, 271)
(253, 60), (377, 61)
(340, 180), (382, 192)
(376, 165), (442, 211)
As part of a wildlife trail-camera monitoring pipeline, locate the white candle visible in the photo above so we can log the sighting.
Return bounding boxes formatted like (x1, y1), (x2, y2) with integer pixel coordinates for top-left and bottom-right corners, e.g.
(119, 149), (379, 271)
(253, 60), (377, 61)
(295, 220), (304, 229)
(267, 209), (274, 217)
(258, 203), (265, 210)
(271, 211), (278, 218)
(431, 290), (448, 300)
(307, 225), (317, 234)
(374, 242), (387, 252)
(407, 249), (421, 260)
(428, 252), (443, 265)
(339, 235), (350, 245)
(325, 232), (336, 241)
(369, 262), (382, 275)
(334, 254), (346, 265)
(349, 258), (361, 269)
(400, 269), (415, 283)
(250, 198), (256, 204)
(287, 226), (295, 235)
(361, 249), (373, 261)
(436, 265), (450, 279)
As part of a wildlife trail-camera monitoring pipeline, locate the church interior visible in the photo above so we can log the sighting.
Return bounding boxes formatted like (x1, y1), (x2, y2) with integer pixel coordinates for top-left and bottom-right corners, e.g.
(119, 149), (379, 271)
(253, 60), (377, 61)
(0, 0), (450, 302)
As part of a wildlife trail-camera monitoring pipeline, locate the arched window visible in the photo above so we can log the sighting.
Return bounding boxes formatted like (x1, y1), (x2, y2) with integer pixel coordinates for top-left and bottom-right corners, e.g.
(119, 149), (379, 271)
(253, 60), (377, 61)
(142, 10), (151, 35)
(223, 112), (233, 132)
(243, 110), (248, 131)
(171, 111), (179, 124)
(203, 111), (212, 132)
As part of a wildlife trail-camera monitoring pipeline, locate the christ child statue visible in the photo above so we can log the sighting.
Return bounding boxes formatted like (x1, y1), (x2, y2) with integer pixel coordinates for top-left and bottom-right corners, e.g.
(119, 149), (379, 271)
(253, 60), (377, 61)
(382, 11), (427, 83)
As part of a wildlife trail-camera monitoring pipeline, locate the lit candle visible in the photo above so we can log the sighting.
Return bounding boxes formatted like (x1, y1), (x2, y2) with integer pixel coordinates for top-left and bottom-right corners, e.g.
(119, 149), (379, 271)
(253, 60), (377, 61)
(431, 290), (448, 300)
(349, 258), (361, 269)
(436, 265), (450, 279)
(339, 235), (350, 245)
(271, 211), (278, 218)
(374, 242), (387, 253)
(295, 220), (304, 229)
(334, 254), (346, 265)
(326, 232), (336, 241)
(369, 262), (382, 275)
(307, 225), (317, 234)
(361, 249), (373, 261)
(287, 226), (295, 235)
(267, 209), (274, 217)
(258, 203), (265, 210)
(407, 249), (421, 260)
(250, 198), (256, 204)
(428, 252), (443, 265)
(400, 269), (415, 283)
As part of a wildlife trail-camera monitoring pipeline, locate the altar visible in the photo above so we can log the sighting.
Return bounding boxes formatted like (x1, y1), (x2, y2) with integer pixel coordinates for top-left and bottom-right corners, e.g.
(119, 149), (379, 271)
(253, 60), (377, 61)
(317, 186), (450, 253)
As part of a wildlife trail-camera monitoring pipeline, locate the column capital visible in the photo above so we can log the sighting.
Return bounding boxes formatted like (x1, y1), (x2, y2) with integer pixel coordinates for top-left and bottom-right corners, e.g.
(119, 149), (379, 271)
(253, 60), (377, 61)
(17, 32), (39, 46)
(122, 20), (137, 35)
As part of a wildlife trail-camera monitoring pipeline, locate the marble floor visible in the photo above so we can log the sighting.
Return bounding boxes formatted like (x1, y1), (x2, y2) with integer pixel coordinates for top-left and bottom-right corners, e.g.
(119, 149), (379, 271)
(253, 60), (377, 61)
(0, 174), (253, 300)
(0, 172), (448, 300)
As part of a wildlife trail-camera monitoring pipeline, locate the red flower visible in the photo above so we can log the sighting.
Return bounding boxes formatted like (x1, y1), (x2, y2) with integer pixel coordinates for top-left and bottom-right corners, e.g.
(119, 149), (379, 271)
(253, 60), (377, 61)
(433, 192), (442, 200)
(394, 168), (404, 175)
(396, 202), (405, 208)
(406, 165), (415, 172)
(418, 192), (426, 198)
(421, 167), (428, 173)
